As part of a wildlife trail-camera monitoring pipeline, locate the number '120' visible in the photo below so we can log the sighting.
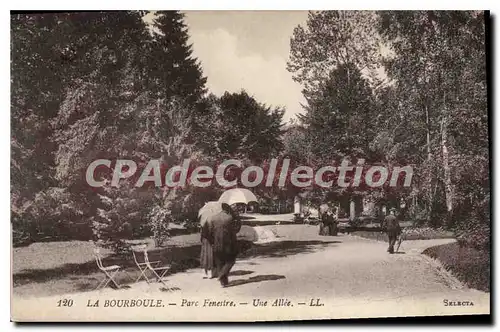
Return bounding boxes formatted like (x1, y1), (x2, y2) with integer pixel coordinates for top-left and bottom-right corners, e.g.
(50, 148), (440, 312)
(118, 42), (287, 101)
(57, 299), (74, 307)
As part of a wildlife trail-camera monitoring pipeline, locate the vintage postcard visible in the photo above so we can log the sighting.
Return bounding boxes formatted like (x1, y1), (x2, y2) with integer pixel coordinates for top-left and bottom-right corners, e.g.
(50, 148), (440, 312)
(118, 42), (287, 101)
(11, 10), (490, 322)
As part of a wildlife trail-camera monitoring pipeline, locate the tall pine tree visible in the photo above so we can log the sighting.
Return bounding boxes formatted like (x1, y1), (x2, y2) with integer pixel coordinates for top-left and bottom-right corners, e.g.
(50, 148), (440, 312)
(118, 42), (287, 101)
(148, 11), (207, 108)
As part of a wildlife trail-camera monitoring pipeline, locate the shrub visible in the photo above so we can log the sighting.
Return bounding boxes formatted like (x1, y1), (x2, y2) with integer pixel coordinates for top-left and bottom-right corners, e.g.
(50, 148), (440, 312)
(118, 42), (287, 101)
(148, 204), (171, 248)
(454, 196), (490, 252)
(12, 211), (33, 247)
(423, 243), (490, 292)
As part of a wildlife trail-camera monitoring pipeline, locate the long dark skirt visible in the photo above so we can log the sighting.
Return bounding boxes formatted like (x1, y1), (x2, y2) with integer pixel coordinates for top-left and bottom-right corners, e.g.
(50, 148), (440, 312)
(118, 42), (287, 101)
(329, 223), (338, 236)
(214, 252), (236, 286)
(319, 222), (330, 236)
(200, 238), (216, 277)
(212, 225), (239, 286)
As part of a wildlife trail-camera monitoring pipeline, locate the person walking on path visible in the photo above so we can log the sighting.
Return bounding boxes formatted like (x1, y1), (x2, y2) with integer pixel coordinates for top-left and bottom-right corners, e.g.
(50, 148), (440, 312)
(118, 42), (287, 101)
(382, 208), (401, 254)
(199, 202), (221, 279)
(198, 202), (242, 287)
(210, 204), (242, 287)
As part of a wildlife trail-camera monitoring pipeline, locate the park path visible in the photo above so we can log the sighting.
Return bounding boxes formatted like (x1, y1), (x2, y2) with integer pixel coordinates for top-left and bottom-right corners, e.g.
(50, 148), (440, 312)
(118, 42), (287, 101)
(12, 226), (490, 321)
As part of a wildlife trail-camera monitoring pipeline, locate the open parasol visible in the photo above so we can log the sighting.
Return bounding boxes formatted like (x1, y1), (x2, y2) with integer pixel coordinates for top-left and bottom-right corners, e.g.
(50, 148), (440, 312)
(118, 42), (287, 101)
(218, 188), (258, 206)
(198, 201), (224, 227)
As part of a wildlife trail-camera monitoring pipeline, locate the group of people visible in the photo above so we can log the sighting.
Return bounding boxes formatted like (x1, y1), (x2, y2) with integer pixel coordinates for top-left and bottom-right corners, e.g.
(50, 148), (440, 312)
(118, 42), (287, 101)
(318, 205), (339, 236)
(198, 202), (242, 287)
(317, 203), (402, 254)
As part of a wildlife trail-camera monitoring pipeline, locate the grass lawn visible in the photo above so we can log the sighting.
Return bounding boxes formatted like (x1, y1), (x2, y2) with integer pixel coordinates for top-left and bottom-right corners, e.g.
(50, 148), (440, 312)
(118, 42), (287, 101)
(422, 242), (490, 292)
(352, 228), (455, 242)
(240, 213), (296, 226)
(12, 241), (113, 275)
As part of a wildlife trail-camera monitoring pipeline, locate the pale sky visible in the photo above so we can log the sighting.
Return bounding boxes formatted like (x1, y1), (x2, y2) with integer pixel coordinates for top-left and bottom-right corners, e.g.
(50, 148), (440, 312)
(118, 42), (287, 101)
(183, 11), (309, 123)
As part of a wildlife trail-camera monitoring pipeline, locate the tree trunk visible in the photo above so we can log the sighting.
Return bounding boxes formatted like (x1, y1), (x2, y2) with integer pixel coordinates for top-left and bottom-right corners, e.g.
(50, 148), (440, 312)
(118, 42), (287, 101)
(425, 105), (432, 162)
(294, 195), (301, 214)
(425, 104), (433, 223)
(441, 115), (453, 224)
(349, 199), (356, 221)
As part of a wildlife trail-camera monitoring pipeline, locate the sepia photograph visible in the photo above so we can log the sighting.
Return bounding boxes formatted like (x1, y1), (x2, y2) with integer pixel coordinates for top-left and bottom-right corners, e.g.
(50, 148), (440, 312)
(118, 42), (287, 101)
(10, 9), (490, 322)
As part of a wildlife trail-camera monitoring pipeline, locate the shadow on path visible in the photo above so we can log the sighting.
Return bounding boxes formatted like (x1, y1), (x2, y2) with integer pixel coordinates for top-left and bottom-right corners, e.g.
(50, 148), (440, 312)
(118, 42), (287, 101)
(160, 286), (181, 292)
(239, 240), (341, 259)
(225, 274), (285, 288)
(229, 270), (254, 276)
